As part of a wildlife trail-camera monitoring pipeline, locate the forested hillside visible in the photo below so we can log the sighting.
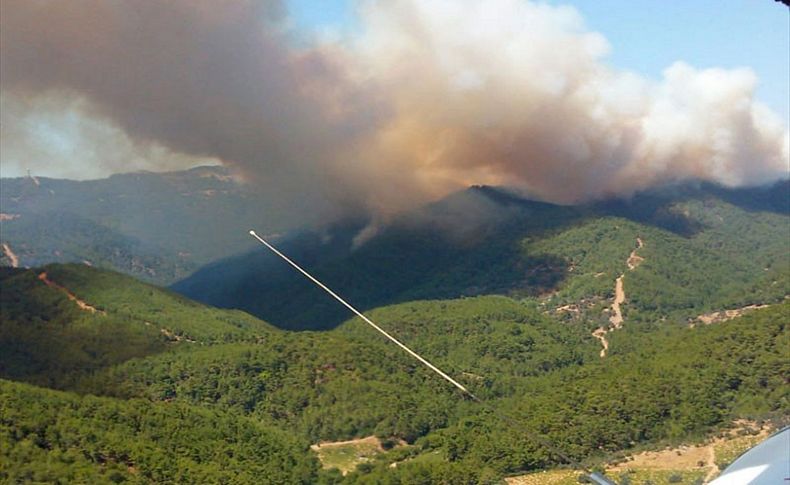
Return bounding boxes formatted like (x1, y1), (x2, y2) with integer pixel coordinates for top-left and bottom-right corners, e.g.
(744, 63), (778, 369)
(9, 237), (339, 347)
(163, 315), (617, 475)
(1, 264), (787, 483)
(0, 265), (272, 389)
(0, 166), (301, 284)
(175, 181), (789, 330)
(0, 379), (318, 484)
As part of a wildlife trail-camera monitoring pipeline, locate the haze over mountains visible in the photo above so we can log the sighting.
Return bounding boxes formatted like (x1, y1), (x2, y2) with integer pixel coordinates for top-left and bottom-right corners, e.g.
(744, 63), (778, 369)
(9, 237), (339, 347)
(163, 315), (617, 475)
(0, 166), (303, 283)
(3, 165), (787, 325)
(175, 176), (790, 330)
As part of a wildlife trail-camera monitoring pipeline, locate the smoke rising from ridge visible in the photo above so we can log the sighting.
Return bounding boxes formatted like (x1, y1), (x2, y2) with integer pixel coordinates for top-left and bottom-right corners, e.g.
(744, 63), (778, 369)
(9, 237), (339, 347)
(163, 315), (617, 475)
(1, 0), (788, 223)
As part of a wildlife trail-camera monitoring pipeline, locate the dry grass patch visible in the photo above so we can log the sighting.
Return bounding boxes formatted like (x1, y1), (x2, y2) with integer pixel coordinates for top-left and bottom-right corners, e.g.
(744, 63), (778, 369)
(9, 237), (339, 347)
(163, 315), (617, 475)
(311, 436), (397, 475)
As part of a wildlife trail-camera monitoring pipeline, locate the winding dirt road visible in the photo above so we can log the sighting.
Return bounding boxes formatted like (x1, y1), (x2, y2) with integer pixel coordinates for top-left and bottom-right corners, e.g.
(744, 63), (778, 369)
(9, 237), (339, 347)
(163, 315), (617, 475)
(627, 238), (645, 270)
(595, 237), (644, 357)
(592, 327), (609, 358)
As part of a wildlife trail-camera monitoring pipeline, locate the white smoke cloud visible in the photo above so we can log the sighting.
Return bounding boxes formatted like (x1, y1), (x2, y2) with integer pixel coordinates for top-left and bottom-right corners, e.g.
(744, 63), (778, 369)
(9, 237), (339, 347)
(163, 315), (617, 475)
(344, 0), (788, 205)
(1, 0), (787, 221)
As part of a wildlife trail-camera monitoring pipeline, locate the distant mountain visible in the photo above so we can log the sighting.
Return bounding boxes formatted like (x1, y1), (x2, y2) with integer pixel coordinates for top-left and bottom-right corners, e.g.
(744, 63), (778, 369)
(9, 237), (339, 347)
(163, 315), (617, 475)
(0, 166), (296, 284)
(174, 180), (790, 330)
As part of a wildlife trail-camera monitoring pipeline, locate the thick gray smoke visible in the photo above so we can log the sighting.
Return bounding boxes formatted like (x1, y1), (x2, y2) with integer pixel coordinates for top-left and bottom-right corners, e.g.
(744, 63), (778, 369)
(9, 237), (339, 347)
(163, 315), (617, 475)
(2, 0), (788, 223)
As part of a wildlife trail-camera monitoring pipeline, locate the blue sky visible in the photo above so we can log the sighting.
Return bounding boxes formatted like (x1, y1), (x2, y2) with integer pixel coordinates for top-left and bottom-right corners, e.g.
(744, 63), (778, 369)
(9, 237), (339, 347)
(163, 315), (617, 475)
(288, 0), (789, 123)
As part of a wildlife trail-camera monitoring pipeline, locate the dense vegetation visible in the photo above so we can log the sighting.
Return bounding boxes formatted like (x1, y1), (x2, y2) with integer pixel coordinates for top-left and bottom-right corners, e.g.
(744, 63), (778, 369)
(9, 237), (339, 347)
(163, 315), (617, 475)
(1, 180), (788, 483)
(0, 265), (271, 388)
(1, 261), (787, 483)
(74, 295), (592, 442)
(0, 379), (318, 484)
(175, 181), (789, 330)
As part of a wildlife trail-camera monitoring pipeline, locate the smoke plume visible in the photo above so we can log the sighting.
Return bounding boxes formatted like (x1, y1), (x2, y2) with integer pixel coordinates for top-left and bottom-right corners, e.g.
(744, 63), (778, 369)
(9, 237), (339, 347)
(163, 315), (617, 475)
(1, 0), (788, 223)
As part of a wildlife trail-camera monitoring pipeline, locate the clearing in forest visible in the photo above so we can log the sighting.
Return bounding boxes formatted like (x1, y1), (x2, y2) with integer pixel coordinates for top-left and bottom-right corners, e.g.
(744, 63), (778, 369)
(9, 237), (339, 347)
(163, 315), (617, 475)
(508, 421), (771, 485)
(310, 436), (391, 475)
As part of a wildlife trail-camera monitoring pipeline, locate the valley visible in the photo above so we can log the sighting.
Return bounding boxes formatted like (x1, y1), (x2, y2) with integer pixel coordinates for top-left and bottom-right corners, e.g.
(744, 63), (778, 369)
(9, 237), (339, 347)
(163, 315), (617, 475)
(1, 177), (788, 484)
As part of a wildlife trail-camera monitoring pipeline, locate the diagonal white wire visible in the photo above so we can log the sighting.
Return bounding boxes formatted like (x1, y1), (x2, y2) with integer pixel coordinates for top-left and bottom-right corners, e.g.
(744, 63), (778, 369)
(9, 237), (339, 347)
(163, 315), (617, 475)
(248, 230), (477, 399)
(248, 230), (616, 482)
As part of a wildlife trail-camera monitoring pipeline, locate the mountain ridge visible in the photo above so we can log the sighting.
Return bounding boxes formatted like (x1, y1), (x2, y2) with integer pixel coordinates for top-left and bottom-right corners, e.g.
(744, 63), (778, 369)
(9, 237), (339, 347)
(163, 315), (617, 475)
(174, 179), (790, 330)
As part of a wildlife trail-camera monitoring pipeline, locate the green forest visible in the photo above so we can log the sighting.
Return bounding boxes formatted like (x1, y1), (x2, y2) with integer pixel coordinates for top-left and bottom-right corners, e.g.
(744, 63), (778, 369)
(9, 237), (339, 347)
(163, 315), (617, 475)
(1, 183), (788, 484)
(174, 184), (789, 331)
(1, 259), (788, 483)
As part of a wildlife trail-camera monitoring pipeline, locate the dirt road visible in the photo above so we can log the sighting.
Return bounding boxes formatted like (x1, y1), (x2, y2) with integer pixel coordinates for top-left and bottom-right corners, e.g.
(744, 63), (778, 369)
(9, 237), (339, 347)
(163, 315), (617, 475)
(38, 272), (104, 314)
(592, 327), (609, 358)
(609, 276), (625, 329)
(595, 237), (644, 357)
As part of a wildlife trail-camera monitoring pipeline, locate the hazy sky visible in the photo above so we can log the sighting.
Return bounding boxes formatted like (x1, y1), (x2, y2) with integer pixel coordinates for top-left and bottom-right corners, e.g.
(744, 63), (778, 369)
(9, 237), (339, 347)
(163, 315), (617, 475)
(1, 0), (788, 207)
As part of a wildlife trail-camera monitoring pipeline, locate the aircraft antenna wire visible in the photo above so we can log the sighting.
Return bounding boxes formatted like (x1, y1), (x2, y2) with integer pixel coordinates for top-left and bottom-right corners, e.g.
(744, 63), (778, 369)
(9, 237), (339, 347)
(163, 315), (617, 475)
(248, 230), (616, 485)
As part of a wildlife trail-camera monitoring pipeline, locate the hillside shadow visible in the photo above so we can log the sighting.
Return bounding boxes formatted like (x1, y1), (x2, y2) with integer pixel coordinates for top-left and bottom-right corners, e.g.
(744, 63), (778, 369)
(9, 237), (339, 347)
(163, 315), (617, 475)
(172, 180), (789, 331)
(173, 191), (579, 331)
(174, 249), (568, 330)
(0, 268), (170, 390)
(593, 194), (708, 237)
(595, 179), (789, 237)
(707, 180), (789, 215)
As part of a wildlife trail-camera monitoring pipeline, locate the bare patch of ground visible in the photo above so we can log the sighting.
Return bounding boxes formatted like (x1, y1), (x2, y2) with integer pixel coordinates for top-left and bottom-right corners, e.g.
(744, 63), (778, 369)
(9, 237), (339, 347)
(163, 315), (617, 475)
(610, 420), (771, 483)
(159, 327), (196, 343)
(0, 213), (20, 221)
(506, 469), (581, 484)
(692, 304), (771, 326)
(610, 444), (714, 472)
(592, 327), (609, 358)
(311, 436), (399, 475)
(508, 421), (772, 485)
(555, 304), (580, 314)
(2, 243), (20, 268)
(703, 444), (719, 483)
